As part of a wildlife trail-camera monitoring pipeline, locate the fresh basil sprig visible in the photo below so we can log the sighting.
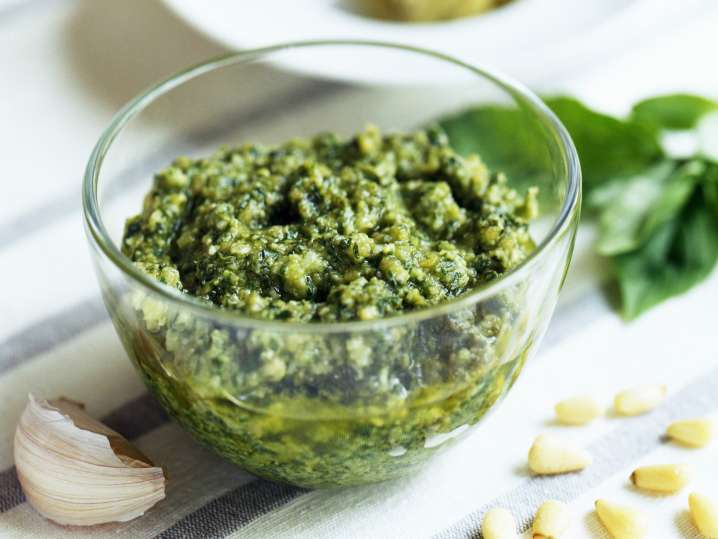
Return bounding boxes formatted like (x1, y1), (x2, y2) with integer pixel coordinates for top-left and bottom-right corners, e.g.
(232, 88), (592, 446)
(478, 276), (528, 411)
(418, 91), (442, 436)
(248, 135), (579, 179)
(437, 93), (718, 320)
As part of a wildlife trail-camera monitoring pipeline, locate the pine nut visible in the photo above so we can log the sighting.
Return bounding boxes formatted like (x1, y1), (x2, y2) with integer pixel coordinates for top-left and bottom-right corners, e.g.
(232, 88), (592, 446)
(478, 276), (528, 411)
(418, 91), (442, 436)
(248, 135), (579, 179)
(630, 463), (690, 493)
(595, 499), (648, 539)
(689, 493), (718, 538)
(667, 418), (714, 447)
(554, 395), (603, 425)
(482, 507), (517, 539)
(528, 434), (592, 475)
(614, 385), (666, 416)
(532, 499), (570, 538)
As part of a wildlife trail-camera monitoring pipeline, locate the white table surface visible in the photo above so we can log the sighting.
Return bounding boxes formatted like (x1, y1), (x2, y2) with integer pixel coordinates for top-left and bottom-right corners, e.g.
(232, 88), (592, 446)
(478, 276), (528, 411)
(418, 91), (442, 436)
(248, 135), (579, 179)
(1, 1), (717, 538)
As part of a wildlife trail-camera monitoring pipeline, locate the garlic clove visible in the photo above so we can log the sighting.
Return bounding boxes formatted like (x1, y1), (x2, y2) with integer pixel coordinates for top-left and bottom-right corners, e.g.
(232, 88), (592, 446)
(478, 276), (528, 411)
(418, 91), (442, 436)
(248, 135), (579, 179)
(14, 394), (166, 526)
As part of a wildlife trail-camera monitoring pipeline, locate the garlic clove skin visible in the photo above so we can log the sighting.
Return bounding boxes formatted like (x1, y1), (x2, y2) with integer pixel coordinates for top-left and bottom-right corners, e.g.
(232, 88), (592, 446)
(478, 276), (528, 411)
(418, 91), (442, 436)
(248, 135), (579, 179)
(14, 394), (166, 526)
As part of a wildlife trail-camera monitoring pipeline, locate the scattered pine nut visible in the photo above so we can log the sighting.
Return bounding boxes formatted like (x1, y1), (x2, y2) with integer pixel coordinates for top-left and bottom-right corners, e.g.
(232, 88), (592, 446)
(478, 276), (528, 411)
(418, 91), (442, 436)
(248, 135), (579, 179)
(667, 418), (714, 448)
(594, 499), (648, 539)
(482, 507), (517, 539)
(528, 434), (592, 475)
(614, 385), (666, 416)
(532, 499), (570, 538)
(689, 493), (718, 538)
(630, 463), (690, 493)
(554, 395), (603, 426)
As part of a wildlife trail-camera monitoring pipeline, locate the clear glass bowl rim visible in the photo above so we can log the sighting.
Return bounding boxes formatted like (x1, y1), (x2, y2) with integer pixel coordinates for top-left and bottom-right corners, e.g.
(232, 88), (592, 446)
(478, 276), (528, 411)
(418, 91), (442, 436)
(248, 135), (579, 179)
(82, 39), (581, 334)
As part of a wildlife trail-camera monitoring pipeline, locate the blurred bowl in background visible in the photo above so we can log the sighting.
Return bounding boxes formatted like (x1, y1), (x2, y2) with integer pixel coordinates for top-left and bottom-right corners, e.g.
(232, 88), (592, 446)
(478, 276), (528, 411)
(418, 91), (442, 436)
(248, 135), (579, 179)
(161, 0), (711, 85)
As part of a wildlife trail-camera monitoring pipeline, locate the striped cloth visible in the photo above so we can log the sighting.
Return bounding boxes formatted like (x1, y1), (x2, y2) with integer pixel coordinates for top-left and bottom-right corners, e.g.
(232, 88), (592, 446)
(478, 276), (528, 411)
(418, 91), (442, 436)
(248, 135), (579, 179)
(2, 1), (718, 538)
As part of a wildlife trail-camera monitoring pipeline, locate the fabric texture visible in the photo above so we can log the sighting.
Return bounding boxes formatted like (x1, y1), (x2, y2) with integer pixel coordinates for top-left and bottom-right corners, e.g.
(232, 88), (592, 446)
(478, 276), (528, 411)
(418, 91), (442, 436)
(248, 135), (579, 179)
(1, 1), (718, 538)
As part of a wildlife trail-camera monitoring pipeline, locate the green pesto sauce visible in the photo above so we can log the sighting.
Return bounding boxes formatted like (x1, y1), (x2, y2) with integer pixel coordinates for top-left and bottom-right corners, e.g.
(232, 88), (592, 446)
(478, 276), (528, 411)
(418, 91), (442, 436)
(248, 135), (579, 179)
(122, 125), (537, 322)
(118, 126), (538, 487)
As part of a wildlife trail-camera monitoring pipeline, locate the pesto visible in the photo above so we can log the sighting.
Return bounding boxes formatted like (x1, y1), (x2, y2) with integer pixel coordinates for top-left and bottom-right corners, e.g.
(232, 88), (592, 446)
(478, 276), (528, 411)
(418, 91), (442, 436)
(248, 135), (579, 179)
(122, 126), (537, 322)
(118, 126), (538, 487)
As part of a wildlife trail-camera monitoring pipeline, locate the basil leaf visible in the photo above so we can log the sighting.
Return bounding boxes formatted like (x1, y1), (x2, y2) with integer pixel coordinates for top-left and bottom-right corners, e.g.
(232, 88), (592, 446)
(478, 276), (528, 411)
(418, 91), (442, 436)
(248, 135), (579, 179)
(545, 96), (664, 192)
(639, 160), (705, 238)
(698, 112), (718, 161)
(586, 177), (633, 211)
(703, 161), (718, 215)
(596, 160), (703, 255)
(595, 161), (676, 255)
(437, 105), (550, 186)
(438, 97), (664, 196)
(615, 188), (718, 320)
(631, 94), (718, 131)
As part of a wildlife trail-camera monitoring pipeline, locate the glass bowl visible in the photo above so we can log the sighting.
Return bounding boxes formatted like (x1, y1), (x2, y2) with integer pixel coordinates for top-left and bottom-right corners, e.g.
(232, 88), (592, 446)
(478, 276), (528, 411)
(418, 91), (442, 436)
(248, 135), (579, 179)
(82, 41), (580, 488)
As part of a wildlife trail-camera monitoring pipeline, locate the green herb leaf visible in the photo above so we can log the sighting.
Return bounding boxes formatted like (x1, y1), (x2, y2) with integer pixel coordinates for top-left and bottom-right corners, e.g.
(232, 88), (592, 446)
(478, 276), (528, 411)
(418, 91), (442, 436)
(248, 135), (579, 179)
(639, 160), (706, 238)
(703, 161), (718, 215)
(544, 96), (664, 192)
(595, 160), (703, 255)
(437, 105), (550, 186)
(631, 94), (718, 131)
(615, 187), (718, 319)
(697, 112), (718, 161)
(438, 97), (664, 195)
